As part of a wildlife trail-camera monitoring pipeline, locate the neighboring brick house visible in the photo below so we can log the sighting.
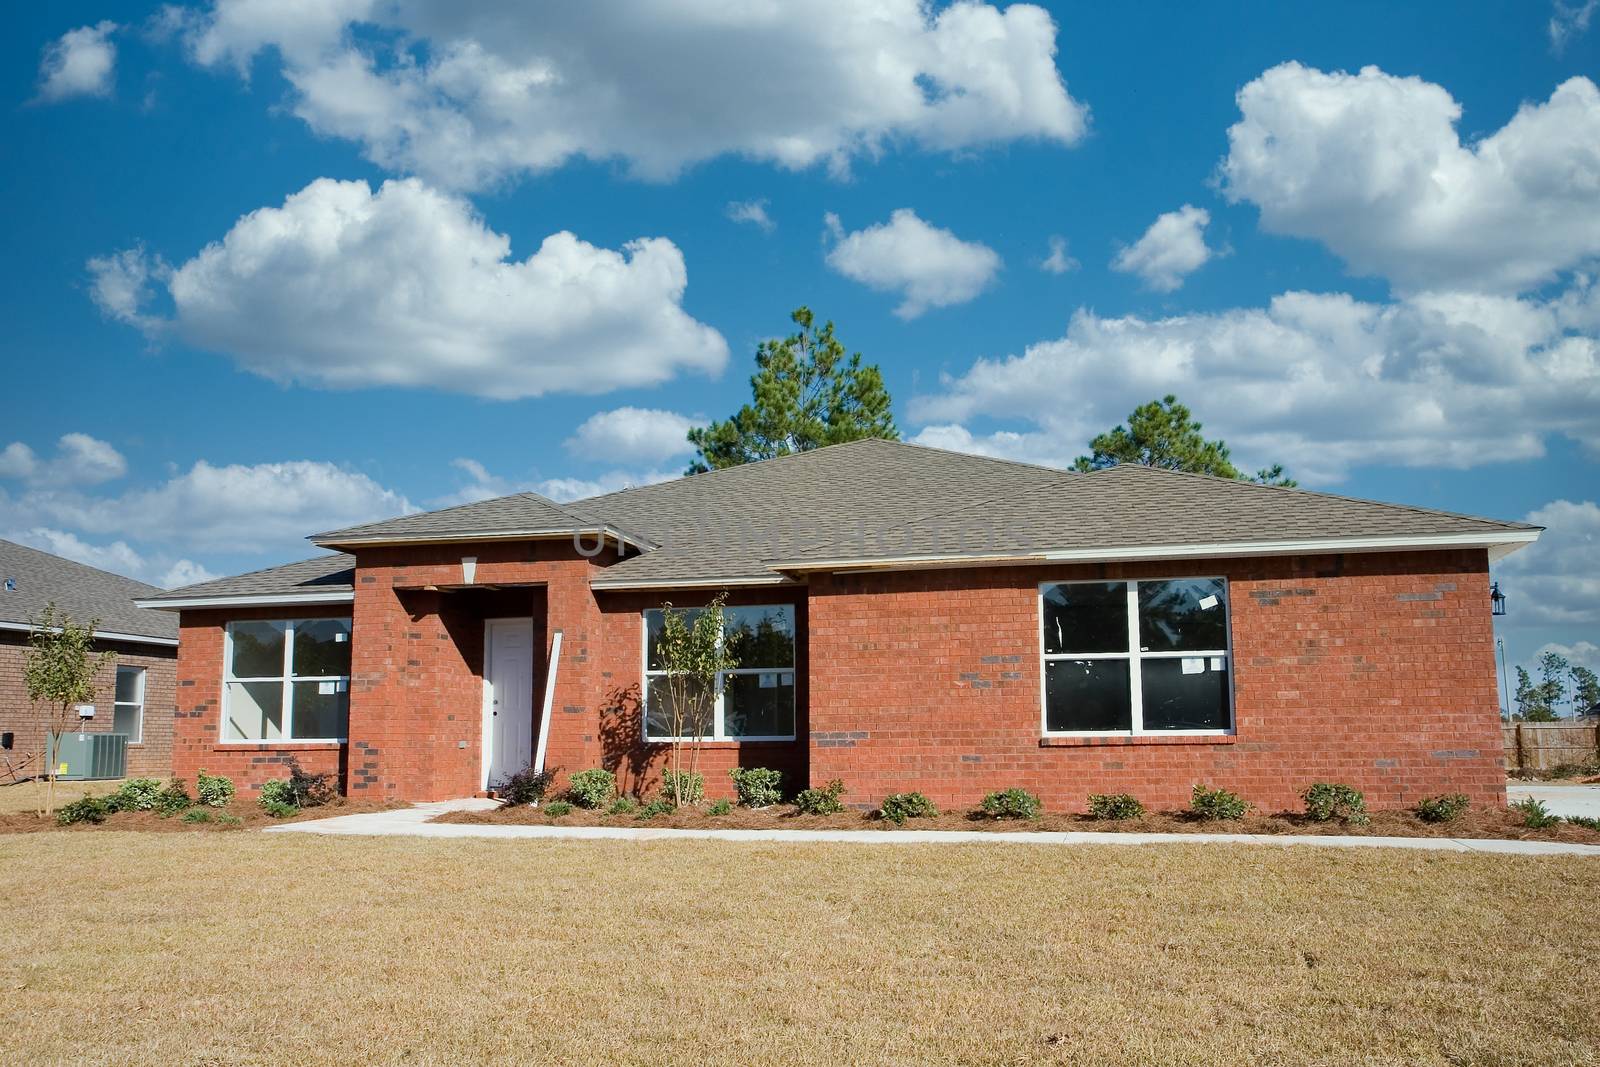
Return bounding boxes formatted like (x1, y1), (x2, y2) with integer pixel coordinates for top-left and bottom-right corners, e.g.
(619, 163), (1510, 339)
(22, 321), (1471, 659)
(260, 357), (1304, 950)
(137, 440), (1540, 811)
(0, 539), (178, 780)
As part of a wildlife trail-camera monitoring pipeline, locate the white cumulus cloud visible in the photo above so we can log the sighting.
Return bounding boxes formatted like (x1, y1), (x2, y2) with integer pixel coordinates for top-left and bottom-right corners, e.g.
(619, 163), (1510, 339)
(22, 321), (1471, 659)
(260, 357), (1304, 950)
(1040, 235), (1079, 275)
(910, 282), (1600, 484)
(565, 408), (699, 465)
(178, 0), (1088, 190)
(1495, 499), (1600, 625)
(0, 434), (127, 486)
(437, 458), (676, 507)
(88, 177), (728, 399)
(1222, 63), (1600, 294)
(824, 209), (1002, 319)
(36, 21), (118, 102)
(726, 200), (775, 232)
(1111, 205), (1215, 292)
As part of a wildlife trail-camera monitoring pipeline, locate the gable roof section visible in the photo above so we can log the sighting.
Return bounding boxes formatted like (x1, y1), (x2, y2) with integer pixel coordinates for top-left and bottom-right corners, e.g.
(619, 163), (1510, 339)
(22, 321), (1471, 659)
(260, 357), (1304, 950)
(573, 438), (1068, 587)
(0, 539), (176, 644)
(763, 461), (1541, 572)
(310, 492), (651, 551)
(136, 553), (355, 610)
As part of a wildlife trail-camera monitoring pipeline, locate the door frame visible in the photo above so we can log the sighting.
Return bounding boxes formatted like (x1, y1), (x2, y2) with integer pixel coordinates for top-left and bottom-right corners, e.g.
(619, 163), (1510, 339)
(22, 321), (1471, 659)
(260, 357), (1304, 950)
(481, 616), (534, 790)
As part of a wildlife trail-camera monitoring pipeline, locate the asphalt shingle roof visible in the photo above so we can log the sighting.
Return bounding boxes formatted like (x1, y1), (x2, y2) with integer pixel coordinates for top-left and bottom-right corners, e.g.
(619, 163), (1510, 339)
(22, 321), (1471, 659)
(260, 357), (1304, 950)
(138, 554), (354, 606)
(152, 439), (1540, 601)
(312, 492), (618, 546)
(0, 539), (176, 642)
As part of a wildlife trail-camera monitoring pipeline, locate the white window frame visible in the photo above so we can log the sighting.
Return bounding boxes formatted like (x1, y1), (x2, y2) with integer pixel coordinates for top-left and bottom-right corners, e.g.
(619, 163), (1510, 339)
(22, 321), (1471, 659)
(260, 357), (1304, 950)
(641, 606), (797, 743)
(1038, 578), (1235, 738)
(220, 618), (352, 744)
(113, 665), (145, 745)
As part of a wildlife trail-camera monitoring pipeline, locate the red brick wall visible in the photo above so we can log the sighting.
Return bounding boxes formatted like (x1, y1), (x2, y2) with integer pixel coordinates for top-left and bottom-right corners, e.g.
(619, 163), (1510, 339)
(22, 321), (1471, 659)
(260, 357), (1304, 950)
(342, 538), (807, 802)
(172, 606), (347, 794)
(0, 631), (176, 780)
(806, 550), (1506, 813)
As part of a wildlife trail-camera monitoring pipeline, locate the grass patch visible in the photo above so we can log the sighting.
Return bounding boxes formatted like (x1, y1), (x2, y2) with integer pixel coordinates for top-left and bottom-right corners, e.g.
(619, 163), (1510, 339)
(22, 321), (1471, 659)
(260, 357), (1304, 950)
(0, 779), (124, 815)
(0, 833), (1596, 1065)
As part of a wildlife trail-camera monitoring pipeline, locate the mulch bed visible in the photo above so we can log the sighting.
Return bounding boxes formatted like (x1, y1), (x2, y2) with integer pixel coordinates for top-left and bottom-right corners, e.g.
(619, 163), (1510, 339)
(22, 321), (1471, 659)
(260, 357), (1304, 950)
(0, 798), (403, 835)
(435, 802), (1600, 844)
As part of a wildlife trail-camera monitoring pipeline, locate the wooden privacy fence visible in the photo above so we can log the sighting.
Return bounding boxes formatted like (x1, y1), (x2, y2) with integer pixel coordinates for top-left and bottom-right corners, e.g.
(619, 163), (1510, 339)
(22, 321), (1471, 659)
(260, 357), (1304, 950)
(1504, 722), (1600, 773)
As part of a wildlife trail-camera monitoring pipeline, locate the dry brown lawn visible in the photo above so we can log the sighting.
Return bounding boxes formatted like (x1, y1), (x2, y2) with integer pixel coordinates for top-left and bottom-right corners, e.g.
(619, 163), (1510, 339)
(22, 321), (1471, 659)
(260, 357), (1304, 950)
(0, 778), (124, 815)
(1, 833), (1595, 1066)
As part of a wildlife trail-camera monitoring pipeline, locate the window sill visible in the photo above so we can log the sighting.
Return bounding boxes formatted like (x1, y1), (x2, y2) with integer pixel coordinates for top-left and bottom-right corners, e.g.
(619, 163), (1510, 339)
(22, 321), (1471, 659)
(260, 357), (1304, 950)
(1039, 734), (1237, 748)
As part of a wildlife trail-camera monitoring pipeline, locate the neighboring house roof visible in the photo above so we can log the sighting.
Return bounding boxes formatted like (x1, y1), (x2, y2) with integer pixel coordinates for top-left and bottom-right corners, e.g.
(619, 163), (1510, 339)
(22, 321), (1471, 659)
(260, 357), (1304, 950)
(311, 492), (652, 551)
(146, 439), (1543, 603)
(0, 539), (177, 645)
(136, 554), (354, 609)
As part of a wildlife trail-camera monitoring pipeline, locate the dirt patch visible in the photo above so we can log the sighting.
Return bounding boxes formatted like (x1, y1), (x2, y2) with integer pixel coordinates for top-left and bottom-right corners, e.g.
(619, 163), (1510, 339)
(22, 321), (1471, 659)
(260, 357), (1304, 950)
(0, 797), (403, 835)
(435, 801), (1600, 843)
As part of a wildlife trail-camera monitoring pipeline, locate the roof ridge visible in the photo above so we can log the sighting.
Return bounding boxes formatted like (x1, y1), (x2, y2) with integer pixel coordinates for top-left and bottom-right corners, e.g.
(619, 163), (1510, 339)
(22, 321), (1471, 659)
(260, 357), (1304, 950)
(0, 537), (162, 594)
(570, 436), (1065, 509)
(1095, 463), (1539, 531)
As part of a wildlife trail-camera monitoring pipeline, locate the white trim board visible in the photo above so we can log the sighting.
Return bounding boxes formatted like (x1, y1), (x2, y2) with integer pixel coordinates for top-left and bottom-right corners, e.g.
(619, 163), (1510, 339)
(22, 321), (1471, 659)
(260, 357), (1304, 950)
(0, 619), (178, 647)
(135, 590), (355, 611)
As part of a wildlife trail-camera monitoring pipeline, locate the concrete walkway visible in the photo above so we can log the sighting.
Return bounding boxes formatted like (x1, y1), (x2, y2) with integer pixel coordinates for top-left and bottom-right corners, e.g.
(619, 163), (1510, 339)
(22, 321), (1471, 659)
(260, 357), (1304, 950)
(265, 800), (1600, 856)
(1506, 781), (1600, 820)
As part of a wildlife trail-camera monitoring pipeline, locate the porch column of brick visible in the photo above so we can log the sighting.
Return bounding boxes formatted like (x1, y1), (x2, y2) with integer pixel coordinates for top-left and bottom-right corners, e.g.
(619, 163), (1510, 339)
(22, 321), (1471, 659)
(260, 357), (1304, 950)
(539, 564), (607, 777)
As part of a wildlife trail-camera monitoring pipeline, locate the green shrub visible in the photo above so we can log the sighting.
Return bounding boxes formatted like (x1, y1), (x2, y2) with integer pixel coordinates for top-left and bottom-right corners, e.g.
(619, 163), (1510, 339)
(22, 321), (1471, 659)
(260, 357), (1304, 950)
(793, 778), (847, 816)
(707, 798), (733, 816)
(1414, 793), (1470, 824)
(107, 777), (163, 813)
(543, 800), (573, 818)
(1511, 796), (1560, 828)
(1190, 784), (1248, 821)
(196, 770), (235, 808)
(260, 800), (300, 819)
(728, 766), (784, 808)
(660, 769), (705, 806)
(1086, 793), (1145, 820)
(605, 796), (639, 816)
(153, 778), (192, 817)
(495, 766), (556, 806)
(566, 769), (616, 809)
(56, 795), (111, 825)
(181, 808), (213, 824)
(635, 799), (675, 820)
(879, 792), (938, 825)
(979, 787), (1041, 820)
(181, 808), (242, 827)
(1566, 814), (1600, 831)
(259, 779), (296, 809)
(1301, 782), (1369, 825)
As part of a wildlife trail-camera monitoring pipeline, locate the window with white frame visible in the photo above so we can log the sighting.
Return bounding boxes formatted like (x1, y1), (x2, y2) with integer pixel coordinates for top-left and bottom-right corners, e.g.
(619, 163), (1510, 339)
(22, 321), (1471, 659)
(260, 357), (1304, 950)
(223, 618), (352, 742)
(112, 665), (145, 744)
(642, 605), (796, 741)
(1040, 579), (1232, 735)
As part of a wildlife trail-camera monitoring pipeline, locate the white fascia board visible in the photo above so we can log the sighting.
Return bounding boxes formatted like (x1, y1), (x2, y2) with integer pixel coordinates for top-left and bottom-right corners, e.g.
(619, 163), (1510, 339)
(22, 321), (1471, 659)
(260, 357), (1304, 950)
(133, 590), (356, 611)
(311, 526), (657, 552)
(767, 529), (1542, 574)
(0, 620), (178, 647)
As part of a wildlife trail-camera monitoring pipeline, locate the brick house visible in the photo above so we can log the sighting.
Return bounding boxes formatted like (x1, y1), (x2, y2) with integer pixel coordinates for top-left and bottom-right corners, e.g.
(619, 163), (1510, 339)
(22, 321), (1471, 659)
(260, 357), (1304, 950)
(136, 440), (1540, 812)
(1, 539), (178, 780)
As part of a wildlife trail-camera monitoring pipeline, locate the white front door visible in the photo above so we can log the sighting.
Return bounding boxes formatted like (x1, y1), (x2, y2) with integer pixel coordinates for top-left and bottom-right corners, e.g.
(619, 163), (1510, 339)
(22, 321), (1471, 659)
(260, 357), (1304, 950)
(483, 618), (535, 788)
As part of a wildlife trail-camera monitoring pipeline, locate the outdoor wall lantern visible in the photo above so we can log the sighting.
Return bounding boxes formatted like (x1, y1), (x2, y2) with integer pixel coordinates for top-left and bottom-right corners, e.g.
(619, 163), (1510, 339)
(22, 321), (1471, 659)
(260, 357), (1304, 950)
(1490, 582), (1507, 616)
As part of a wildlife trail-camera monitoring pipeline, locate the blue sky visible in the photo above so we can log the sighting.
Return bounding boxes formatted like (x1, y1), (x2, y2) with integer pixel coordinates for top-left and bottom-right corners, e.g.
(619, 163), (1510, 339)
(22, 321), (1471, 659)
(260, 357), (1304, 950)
(2, 1), (1596, 695)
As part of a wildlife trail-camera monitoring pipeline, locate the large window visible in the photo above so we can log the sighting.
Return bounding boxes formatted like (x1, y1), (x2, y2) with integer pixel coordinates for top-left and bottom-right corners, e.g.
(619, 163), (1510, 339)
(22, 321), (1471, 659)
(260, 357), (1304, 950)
(1040, 579), (1232, 735)
(112, 666), (145, 744)
(223, 618), (352, 742)
(643, 605), (796, 741)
